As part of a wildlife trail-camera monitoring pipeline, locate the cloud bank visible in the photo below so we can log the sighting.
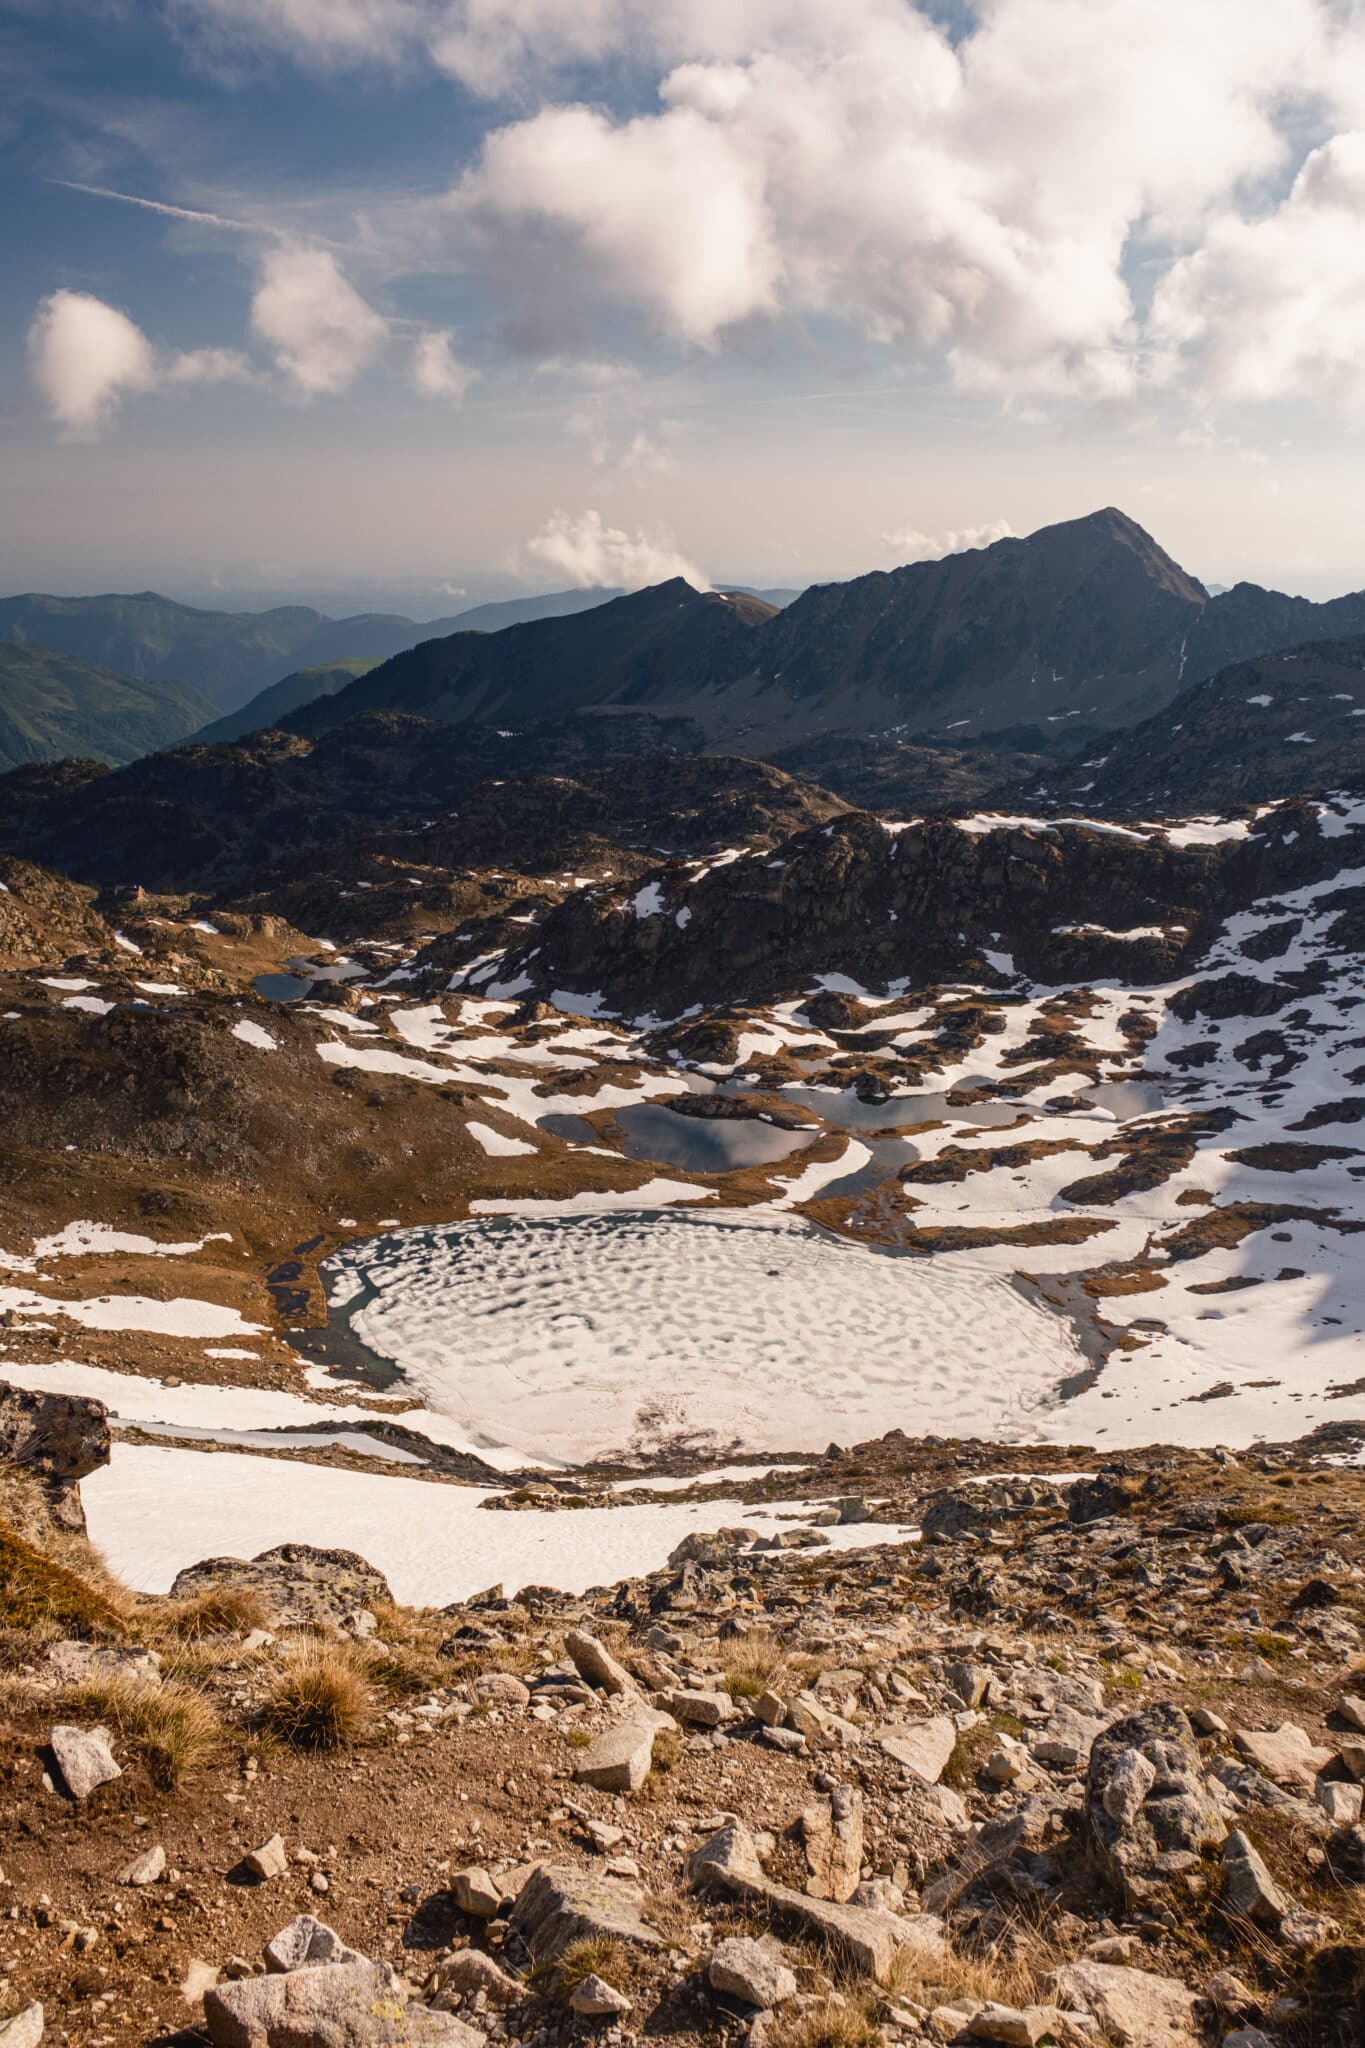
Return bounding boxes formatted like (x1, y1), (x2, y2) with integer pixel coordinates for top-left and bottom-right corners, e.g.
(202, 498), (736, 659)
(882, 519), (1016, 564)
(160, 0), (1365, 406)
(526, 510), (710, 590)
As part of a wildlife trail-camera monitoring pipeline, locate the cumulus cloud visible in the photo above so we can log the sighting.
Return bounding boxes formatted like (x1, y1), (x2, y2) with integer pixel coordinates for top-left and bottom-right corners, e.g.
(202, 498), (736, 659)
(527, 509), (710, 589)
(1150, 131), (1365, 405)
(410, 327), (475, 400)
(26, 290), (247, 434)
(881, 519), (1015, 563)
(75, 1), (1365, 408)
(443, 0), (1361, 399)
(27, 292), (157, 435)
(250, 245), (389, 395)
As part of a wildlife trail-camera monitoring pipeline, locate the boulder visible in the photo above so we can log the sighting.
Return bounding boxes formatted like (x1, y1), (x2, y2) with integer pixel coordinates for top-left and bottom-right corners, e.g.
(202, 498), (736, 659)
(568, 1976), (632, 2017)
(0, 2006), (43, 2048)
(46, 1641), (161, 1689)
(573, 1714), (669, 1794)
(878, 1716), (957, 1784)
(968, 2005), (1068, 2046)
(450, 1868), (503, 1920)
(471, 1673), (530, 1707)
(170, 1544), (392, 1629)
(48, 1724), (120, 1802)
(666, 1689), (736, 1728)
(1086, 1705), (1223, 1899)
(688, 1819), (944, 1986)
(1233, 1723), (1332, 1794)
(263, 1916), (364, 1974)
(801, 1786), (864, 1904)
(427, 1951), (523, 2010)
(564, 1630), (634, 1697)
(245, 1835), (289, 1882)
(203, 1959), (475, 2046)
(708, 1937), (798, 2009)
(118, 1845), (166, 1888)
(1220, 1831), (1288, 1924)
(786, 1692), (858, 1750)
(508, 1865), (660, 1969)
(1049, 1962), (1202, 2047)
(0, 1383), (109, 1529)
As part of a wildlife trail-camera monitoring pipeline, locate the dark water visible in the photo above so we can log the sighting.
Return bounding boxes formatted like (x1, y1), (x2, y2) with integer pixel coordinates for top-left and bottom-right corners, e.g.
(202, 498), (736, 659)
(1082, 1080), (1168, 1117)
(614, 1102), (818, 1171)
(776, 1084), (1023, 1131)
(254, 972), (313, 1002)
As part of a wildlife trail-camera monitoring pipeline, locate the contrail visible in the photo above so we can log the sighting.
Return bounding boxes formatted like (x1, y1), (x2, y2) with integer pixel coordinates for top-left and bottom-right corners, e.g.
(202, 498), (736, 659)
(50, 180), (274, 236)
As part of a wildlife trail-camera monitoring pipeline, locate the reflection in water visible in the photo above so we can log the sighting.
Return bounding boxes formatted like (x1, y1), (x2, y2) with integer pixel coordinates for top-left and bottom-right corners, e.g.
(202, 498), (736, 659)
(614, 1102), (818, 1171)
(254, 972), (313, 1003)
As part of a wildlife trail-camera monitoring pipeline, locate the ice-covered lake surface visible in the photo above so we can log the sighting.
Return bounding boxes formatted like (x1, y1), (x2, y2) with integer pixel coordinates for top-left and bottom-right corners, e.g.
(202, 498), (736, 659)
(320, 1207), (1082, 1463)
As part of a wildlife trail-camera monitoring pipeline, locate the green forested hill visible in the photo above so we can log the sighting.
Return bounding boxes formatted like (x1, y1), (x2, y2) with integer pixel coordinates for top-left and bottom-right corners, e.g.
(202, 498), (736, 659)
(0, 643), (217, 772)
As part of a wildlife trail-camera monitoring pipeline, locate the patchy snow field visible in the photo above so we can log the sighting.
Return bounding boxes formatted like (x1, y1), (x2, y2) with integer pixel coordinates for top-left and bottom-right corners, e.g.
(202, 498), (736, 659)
(82, 1444), (916, 1604)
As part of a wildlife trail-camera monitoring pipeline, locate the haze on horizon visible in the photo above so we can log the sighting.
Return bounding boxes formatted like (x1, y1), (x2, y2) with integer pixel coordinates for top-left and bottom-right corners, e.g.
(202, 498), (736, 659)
(3, 0), (1365, 607)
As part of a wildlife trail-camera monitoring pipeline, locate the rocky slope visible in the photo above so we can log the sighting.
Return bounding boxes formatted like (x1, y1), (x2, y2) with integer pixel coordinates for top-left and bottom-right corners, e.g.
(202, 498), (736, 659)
(1048, 637), (1365, 814)
(0, 721), (831, 898)
(501, 800), (1338, 1013)
(3, 1416), (1365, 2048)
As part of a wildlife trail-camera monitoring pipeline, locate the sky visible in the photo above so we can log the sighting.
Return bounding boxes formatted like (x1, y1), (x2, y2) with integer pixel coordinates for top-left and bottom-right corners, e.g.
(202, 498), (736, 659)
(3, 0), (1365, 613)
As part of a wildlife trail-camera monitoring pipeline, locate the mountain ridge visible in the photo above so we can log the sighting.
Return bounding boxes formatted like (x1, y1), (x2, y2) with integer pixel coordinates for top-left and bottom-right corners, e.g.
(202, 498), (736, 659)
(281, 508), (1365, 754)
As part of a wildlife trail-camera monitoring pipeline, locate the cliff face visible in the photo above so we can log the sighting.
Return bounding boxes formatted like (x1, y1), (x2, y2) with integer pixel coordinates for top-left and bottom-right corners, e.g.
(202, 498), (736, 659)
(508, 801), (1336, 1012)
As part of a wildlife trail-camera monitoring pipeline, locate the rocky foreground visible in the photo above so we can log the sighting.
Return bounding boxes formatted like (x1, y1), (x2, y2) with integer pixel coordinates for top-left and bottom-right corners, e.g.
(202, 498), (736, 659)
(4, 1395), (1365, 2048)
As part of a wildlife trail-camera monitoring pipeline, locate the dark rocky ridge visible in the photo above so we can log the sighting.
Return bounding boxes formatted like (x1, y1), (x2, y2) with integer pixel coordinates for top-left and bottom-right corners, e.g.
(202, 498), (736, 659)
(1050, 635), (1365, 813)
(500, 800), (1340, 1012)
(0, 716), (839, 895)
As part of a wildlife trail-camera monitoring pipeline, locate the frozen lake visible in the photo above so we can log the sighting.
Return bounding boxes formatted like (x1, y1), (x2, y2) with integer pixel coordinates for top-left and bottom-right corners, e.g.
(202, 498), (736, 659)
(320, 1207), (1082, 1462)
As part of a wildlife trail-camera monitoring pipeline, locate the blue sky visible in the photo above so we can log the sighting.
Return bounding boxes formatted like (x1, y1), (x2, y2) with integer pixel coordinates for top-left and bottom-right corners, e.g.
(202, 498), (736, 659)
(3, 0), (1364, 613)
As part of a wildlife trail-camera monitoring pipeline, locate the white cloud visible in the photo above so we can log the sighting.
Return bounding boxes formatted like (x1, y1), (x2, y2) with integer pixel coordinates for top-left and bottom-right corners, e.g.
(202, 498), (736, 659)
(164, 346), (254, 386)
(26, 291), (247, 434)
(1150, 131), (1365, 405)
(445, 0), (1358, 399)
(410, 328), (475, 401)
(462, 103), (779, 348)
(27, 291), (157, 435)
(58, 1), (1365, 411)
(881, 519), (1015, 563)
(250, 245), (389, 395)
(526, 509), (710, 589)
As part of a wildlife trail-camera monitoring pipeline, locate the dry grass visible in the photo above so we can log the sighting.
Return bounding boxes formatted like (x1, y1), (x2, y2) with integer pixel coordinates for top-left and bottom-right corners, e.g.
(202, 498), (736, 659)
(258, 1642), (373, 1750)
(722, 1629), (790, 1701)
(551, 1937), (632, 1999)
(887, 1916), (1065, 2011)
(159, 1583), (269, 1641)
(762, 1997), (880, 2048)
(63, 1670), (221, 1788)
(0, 1520), (129, 1643)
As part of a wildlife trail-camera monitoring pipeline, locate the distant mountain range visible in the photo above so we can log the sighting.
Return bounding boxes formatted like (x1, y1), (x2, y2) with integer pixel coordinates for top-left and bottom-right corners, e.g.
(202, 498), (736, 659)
(0, 643), (216, 775)
(284, 510), (1365, 756)
(0, 586), (635, 716)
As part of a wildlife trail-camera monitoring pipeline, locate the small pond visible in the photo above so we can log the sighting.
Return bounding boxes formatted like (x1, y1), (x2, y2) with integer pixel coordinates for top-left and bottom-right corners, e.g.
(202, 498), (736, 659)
(254, 972), (314, 1003)
(614, 1102), (818, 1172)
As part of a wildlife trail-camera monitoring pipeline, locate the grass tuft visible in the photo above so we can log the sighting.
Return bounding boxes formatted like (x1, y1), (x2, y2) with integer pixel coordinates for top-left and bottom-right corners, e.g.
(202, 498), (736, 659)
(64, 1671), (220, 1788)
(259, 1641), (373, 1750)
(161, 1584), (270, 1641)
(552, 1937), (631, 1999)
(722, 1630), (790, 1701)
(763, 1999), (879, 2048)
